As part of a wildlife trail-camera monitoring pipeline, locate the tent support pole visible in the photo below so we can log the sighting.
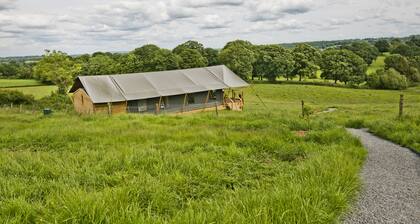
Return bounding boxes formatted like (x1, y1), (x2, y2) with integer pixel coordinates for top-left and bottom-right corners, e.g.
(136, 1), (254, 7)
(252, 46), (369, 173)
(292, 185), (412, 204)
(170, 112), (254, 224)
(204, 91), (210, 109)
(182, 94), (188, 113)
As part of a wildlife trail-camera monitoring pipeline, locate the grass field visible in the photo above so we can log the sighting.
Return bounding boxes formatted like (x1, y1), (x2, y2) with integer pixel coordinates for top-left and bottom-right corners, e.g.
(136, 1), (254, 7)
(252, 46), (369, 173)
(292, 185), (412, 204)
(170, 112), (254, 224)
(366, 55), (386, 75)
(1, 84), (419, 223)
(3, 86), (57, 99)
(0, 79), (43, 88)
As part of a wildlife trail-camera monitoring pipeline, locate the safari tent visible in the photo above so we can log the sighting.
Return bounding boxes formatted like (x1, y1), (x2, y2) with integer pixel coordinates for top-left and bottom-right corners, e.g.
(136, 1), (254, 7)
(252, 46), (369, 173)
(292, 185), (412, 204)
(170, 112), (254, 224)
(69, 65), (249, 115)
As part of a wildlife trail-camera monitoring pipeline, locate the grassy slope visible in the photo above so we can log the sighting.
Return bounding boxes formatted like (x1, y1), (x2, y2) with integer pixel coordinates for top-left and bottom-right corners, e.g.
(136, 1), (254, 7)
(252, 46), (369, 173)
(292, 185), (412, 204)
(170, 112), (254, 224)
(0, 84), (371, 224)
(0, 79), (43, 88)
(248, 84), (419, 152)
(0, 84), (418, 223)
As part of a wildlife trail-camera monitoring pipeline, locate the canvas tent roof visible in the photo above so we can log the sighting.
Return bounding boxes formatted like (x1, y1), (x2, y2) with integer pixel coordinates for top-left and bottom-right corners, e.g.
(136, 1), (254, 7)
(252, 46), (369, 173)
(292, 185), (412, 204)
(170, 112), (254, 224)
(69, 65), (249, 103)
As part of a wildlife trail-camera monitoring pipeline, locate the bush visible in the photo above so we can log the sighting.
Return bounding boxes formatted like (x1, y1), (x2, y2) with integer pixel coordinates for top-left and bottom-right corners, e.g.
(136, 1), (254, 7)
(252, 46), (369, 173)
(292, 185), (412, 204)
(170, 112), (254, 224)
(367, 68), (408, 90)
(36, 92), (72, 110)
(0, 90), (35, 105)
(406, 67), (420, 82)
(345, 119), (365, 129)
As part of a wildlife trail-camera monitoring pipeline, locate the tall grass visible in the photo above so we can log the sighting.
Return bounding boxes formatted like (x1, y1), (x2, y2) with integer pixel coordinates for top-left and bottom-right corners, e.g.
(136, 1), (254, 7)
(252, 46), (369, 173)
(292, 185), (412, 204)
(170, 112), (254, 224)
(1, 83), (419, 223)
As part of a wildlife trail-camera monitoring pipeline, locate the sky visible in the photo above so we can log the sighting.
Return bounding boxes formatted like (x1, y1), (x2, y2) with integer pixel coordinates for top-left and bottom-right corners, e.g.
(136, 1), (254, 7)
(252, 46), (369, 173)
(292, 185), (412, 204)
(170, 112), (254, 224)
(0, 0), (419, 57)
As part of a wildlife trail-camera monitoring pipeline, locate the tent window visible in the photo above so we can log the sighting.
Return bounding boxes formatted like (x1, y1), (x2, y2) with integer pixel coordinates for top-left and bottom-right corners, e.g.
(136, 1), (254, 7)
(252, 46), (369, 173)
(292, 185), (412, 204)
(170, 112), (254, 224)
(188, 95), (195, 104)
(81, 95), (84, 104)
(209, 90), (217, 100)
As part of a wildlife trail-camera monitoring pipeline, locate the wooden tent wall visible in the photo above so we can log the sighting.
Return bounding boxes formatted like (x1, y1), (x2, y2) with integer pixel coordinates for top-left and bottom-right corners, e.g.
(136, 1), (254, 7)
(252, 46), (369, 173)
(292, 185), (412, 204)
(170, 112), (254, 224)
(72, 89), (95, 114)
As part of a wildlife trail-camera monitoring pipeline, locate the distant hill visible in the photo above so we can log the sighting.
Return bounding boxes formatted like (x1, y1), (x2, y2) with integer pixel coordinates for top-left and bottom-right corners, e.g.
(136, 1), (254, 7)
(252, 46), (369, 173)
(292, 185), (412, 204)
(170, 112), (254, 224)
(279, 34), (420, 49)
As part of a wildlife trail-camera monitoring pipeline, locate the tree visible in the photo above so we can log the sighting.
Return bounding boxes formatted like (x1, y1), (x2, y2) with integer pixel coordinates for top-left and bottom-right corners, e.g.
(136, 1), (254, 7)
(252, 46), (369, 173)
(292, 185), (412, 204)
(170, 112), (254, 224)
(342, 41), (380, 64)
(173, 41), (205, 55)
(407, 36), (420, 47)
(117, 53), (142, 74)
(385, 54), (420, 82)
(33, 50), (81, 94)
(408, 56), (420, 71)
(253, 45), (294, 81)
(391, 43), (420, 57)
(177, 49), (208, 69)
(292, 44), (321, 81)
(384, 54), (410, 75)
(132, 45), (179, 72)
(219, 42), (256, 80)
(292, 52), (318, 81)
(375, 40), (391, 53)
(203, 48), (220, 66)
(132, 44), (160, 59)
(320, 49), (367, 84)
(367, 68), (408, 90)
(81, 54), (118, 76)
(144, 49), (179, 72)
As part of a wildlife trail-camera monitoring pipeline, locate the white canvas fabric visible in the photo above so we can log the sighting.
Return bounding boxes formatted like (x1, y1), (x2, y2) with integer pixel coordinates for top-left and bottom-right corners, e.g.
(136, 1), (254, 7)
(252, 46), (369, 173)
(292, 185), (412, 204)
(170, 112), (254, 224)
(69, 65), (249, 103)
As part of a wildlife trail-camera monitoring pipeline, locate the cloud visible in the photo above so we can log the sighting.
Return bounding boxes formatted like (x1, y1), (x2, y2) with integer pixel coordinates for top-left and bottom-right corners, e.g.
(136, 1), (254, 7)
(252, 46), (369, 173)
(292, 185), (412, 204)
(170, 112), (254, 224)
(0, 0), (15, 11)
(247, 0), (314, 21)
(176, 0), (244, 8)
(200, 14), (232, 29)
(246, 19), (305, 33)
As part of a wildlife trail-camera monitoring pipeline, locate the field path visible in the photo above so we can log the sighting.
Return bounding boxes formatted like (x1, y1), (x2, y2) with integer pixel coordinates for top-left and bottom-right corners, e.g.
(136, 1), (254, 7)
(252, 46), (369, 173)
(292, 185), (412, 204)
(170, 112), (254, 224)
(343, 128), (420, 224)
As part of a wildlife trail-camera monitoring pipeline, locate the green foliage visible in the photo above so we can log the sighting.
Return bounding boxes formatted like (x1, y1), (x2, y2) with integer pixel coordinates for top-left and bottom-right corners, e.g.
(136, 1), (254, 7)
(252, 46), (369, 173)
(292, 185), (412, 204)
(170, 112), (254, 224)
(253, 45), (294, 81)
(173, 40), (205, 55)
(33, 50), (81, 94)
(219, 40), (256, 80)
(385, 54), (410, 74)
(132, 45), (160, 58)
(375, 40), (391, 53)
(302, 105), (314, 118)
(342, 41), (380, 64)
(391, 43), (420, 57)
(176, 49), (208, 69)
(367, 68), (408, 90)
(132, 45), (179, 72)
(0, 61), (33, 79)
(0, 89), (35, 105)
(292, 48), (319, 81)
(80, 55), (119, 76)
(117, 53), (142, 74)
(36, 92), (73, 110)
(345, 119), (365, 129)
(320, 49), (367, 84)
(203, 48), (220, 66)
(384, 54), (420, 82)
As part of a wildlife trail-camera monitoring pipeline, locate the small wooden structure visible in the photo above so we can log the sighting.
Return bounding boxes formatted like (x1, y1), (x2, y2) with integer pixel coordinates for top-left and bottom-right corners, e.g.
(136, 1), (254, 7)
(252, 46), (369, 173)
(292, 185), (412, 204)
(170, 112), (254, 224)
(69, 65), (249, 115)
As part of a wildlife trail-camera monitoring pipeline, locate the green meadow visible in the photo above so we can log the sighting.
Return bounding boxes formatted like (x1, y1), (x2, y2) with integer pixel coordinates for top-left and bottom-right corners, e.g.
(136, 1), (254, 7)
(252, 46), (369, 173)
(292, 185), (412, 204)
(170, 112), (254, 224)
(1, 84), (419, 223)
(0, 79), (43, 88)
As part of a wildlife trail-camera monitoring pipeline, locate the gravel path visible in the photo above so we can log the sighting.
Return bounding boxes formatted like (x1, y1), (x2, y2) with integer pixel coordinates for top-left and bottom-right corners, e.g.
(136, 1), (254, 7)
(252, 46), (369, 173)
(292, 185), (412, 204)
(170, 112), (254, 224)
(343, 128), (420, 224)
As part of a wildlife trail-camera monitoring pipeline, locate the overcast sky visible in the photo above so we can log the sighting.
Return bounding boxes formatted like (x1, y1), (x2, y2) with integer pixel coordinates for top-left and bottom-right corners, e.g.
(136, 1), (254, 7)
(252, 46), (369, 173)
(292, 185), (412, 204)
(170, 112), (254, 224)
(0, 0), (419, 57)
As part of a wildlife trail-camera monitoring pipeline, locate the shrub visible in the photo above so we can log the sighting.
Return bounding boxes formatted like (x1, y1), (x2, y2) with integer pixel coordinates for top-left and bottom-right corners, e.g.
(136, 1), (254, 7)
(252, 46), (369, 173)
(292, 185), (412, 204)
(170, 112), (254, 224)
(367, 68), (408, 90)
(345, 119), (365, 129)
(0, 89), (35, 105)
(36, 92), (72, 110)
(406, 67), (420, 82)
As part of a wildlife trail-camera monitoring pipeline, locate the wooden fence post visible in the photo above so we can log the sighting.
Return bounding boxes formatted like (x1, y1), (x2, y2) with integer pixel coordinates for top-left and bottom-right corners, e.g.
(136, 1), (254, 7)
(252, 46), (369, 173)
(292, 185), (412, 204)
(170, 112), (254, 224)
(215, 102), (219, 117)
(399, 94), (404, 117)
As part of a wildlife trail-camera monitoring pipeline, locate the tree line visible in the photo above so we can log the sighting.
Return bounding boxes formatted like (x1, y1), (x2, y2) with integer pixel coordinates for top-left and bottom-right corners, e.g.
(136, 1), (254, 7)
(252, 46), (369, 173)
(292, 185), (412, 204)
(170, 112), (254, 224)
(2, 36), (420, 94)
